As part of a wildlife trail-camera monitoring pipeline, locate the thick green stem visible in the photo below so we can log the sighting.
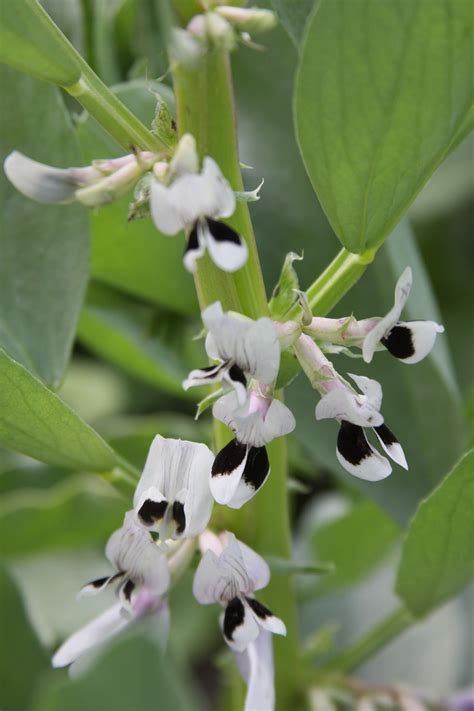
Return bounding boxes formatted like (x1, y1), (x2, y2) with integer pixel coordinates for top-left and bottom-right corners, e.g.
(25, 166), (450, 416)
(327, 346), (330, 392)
(287, 247), (376, 320)
(171, 44), (300, 710)
(318, 606), (414, 676)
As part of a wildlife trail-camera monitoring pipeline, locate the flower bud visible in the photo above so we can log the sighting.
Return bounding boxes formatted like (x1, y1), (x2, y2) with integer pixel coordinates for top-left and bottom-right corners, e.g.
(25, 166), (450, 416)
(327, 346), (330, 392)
(215, 6), (277, 33)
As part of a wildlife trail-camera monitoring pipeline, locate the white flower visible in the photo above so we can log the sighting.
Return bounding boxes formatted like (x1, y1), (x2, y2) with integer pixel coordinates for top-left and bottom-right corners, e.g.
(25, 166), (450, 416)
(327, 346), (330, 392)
(133, 435), (214, 547)
(4, 150), (156, 207)
(183, 302), (281, 404)
(316, 373), (384, 428)
(362, 267), (444, 364)
(149, 134), (248, 273)
(52, 511), (170, 669)
(193, 531), (286, 711)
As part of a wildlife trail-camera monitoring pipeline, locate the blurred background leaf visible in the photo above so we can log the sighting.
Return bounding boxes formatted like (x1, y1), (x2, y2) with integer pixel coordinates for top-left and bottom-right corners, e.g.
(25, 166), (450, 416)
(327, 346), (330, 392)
(0, 65), (89, 387)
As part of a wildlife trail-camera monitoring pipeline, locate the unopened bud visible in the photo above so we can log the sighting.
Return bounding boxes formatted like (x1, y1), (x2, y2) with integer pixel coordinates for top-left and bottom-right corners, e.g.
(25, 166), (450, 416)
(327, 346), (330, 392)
(215, 6), (277, 33)
(187, 12), (236, 52)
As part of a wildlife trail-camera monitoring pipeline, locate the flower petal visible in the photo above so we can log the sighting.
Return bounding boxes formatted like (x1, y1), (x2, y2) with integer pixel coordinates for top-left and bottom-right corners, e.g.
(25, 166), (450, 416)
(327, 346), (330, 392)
(182, 362), (227, 390)
(193, 533), (251, 604)
(381, 321), (444, 364)
(52, 603), (128, 668)
(79, 572), (125, 597)
(213, 392), (295, 447)
(133, 436), (214, 539)
(336, 421), (392, 481)
(183, 221), (206, 273)
(362, 267), (413, 363)
(373, 423), (408, 469)
(4, 151), (81, 204)
(210, 439), (249, 505)
(201, 218), (248, 272)
(105, 511), (170, 595)
(347, 373), (383, 411)
(168, 133), (198, 178)
(316, 386), (383, 428)
(234, 631), (275, 711)
(245, 597), (287, 637)
(135, 487), (168, 529)
(226, 445), (270, 510)
(149, 178), (187, 235)
(199, 157), (236, 218)
(222, 597), (260, 652)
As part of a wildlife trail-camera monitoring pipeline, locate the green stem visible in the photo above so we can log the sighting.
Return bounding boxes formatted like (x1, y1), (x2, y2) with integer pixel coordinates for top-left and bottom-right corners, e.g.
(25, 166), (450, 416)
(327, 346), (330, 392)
(28, 1), (167, 153)
(171, 42), (300, 710)
(318, 606), (414, 675)
(287, 247), (376, 320)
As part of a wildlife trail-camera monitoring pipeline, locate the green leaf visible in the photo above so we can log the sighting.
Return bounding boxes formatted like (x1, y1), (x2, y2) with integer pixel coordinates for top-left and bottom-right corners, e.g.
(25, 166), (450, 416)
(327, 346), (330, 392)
(0, 566), (49, 711)
(269, 251), (303, 319)
(77, 282), (197, 398)
(0, 65), (89, 387)
(0, 348), (123, 472)
(271, 0), (315, 47)
(0, 476), (125, 558)
(0, 0), (81, 85)
(396, 450), (474, 616)
(75, 80), (197, 314)
(288, 221), (466, 522)
(312, 501), (400, 596)
(295, 0), (473, 253)
(35, 631), (201, 711)
(268, 557), (334, 576)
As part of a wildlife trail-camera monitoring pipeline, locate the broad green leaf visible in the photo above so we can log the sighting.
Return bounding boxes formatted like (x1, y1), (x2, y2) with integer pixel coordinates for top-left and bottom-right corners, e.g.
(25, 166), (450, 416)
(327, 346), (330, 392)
(0, 464), (65, 495)
(35, 631), (201, 711)
(0, 0), (80, 85)
(312, 501), (400, 595)
(288, 221), (466, 522)
(75, 80), (196, 314)
(0, 566), (49, 711)
(269, 251), (303, 319)
(396, 450), (474, 616)
(270, 0), (315, 47)
(268, 557), (334, 576)
(0, 475), (125, 557)
(295, 0), (473, 253)
(0, 348), (122, 472)
(77, 282), (197, 398)
(0, 65), (89, 387)
(42, 0), (86, 56)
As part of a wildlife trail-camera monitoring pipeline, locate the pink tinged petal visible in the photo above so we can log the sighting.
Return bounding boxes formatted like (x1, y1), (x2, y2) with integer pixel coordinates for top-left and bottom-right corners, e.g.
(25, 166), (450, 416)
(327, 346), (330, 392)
(213, 391), (295, 447)
(336, 422), (392, 482)
(4, 151), (83, 204)
(373, 424), (408, 470)
(201, 218), (248, 273)
(381, 321), (444, 365)
(316, 388), (384, 428)
(234, 631), (276, 711)
(362, 267), (413, 363)
(222, 597), (260, 652)
(52, 603), (128, 668)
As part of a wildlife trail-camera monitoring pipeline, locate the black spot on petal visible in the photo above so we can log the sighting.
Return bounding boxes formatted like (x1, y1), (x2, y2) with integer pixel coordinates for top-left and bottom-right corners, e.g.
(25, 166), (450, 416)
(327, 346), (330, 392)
(337, 421), (372, 465)
(121, 579), (135, 603)
(138, 499), (168, 526)
(373, 423), (399, 447)
(89, 576), (110, 589)
(242, 446), (270, 492)
(246, 596), (273, 620)
(228, 364), (247, 386)
(206, 218), (242, 245)
(185, 221), (200, 254)
(381, 325), (415, 360)
(172, 500), (186, 535)
(223, 597), (245, 642)
(212, 439), (248, 478)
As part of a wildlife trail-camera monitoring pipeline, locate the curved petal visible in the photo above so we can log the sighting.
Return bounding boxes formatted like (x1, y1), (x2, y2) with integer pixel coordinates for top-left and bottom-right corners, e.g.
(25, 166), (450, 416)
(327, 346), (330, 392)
(245, 597), (286, 637)
(362, 267), (412, 363)
(105, 512), (170, 595)
(202, 218), (248, 273)
(4, 151), (81, 204)
(336, 422), (392, 481)
(234, 631), (275, 711)
(381, 321), (444, 364)
(168, 133), (198, 178)
(211, 439), (249, 505)
(183, 222), (206, 273)
(182, 362), (226, 390)
(213, 392), (295, 447)
(225, 446), (270, 510)
(347, 374), (383, 411)
(52, 603), (128, 668)
(149, 179), (187, 235)
(316, 387), (383, 428)
(373, 423), (408, 469)
(222, 597), (260, 652)
(200, 157), (236, 218)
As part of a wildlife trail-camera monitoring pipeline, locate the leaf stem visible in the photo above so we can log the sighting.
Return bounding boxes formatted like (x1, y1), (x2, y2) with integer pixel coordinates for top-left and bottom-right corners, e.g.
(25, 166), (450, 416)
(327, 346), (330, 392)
(287, 247), (376, 319)
(317, 606), (414, 675)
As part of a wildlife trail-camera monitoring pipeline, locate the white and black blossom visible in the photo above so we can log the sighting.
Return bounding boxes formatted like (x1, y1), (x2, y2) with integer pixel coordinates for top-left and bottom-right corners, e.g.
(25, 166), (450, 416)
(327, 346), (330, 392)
(150, 134), (248, 273)
(184, 302), (295, 507)
(133, 435), (214, 546)
(193, 531), (285, 711)
(52, 511), (170, 669)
